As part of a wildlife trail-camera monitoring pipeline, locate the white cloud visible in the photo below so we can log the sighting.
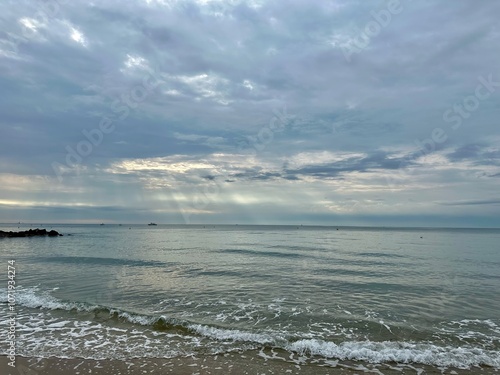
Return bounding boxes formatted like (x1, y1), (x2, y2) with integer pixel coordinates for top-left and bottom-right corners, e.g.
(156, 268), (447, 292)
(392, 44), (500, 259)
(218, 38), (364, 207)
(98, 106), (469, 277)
(69, 26), (87, 46)
(19, 17), (43, 33)
(167, 73), (232, 104)
(123, 54), (148, 70)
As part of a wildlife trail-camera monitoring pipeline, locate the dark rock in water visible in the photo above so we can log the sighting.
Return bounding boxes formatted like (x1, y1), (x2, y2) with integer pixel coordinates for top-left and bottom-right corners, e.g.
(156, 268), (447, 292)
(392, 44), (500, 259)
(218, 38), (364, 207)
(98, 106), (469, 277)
(0, 228), (63, 238)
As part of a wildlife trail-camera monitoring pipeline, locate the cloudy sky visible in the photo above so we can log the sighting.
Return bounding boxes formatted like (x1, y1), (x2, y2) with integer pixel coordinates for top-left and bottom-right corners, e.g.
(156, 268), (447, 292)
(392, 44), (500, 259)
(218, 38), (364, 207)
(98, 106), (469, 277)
(1, 0), (499, 226)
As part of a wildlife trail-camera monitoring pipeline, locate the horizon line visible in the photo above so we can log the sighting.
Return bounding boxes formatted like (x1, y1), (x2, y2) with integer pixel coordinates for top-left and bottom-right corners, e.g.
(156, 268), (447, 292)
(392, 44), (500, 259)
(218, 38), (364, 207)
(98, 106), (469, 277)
(1, 223), (499, 230)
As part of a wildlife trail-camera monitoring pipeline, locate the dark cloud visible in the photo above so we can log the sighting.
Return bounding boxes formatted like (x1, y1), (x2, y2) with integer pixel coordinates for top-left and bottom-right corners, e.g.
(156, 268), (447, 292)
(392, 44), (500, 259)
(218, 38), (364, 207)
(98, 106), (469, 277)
(284, 151), (415, 179)
(447, 143), (485, 161)
(446, 143), (500, 166)
(437, 199), (500, 206)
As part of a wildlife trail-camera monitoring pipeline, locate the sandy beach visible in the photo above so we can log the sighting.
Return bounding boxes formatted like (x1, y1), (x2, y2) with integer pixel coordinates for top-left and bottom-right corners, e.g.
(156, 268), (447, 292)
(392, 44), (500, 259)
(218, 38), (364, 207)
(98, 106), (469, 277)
(0, 354), (352, 375)
(2, 354), (497, 375)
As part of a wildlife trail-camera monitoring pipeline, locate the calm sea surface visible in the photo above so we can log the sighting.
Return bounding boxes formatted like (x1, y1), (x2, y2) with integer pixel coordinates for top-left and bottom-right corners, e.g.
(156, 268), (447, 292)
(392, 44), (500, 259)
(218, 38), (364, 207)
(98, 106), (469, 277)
(1, 224), (500, 373)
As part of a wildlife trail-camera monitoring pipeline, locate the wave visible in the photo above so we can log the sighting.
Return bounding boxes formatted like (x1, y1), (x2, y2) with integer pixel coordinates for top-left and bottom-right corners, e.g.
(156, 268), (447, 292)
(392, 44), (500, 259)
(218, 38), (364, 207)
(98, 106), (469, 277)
(0, 287), (275, 341)
(357, 251), (407, 259)
(286, 339), (500, 369)
(31, 255), (173, 268)
(2, 287), (500, 369)
(217, 248), (306, 259)
(1, 286), (99, 312)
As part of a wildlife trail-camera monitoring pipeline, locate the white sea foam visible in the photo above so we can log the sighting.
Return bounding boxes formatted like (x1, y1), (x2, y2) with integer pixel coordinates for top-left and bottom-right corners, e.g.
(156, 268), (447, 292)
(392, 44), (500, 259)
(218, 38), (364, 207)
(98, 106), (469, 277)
(0, 286), (97, 312)
(286, 339), (500, 369)
(178, 325), (500, 369)
(452, 319), (500, 333)
(0, 308), (194, 360)
(187, 324), (280, 344)
(3, 287), (500, 369)
(112, 310), (157, 326)
(0, 287), (162, 327)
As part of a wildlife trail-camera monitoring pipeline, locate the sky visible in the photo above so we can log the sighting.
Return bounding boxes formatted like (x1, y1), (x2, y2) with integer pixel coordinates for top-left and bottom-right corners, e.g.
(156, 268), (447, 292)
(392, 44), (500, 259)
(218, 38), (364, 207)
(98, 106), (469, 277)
(1, 0), (499, 227)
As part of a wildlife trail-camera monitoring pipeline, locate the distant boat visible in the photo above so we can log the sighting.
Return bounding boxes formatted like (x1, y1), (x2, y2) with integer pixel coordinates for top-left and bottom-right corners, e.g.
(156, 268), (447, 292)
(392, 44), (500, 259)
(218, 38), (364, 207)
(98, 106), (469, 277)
(100, 223), (105, 226)
(148, 223), (157, 226)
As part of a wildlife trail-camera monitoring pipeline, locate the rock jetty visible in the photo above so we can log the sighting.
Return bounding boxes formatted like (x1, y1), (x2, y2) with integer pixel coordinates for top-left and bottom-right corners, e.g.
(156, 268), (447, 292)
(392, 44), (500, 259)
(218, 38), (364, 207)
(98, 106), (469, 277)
(0, 228), (63, 238)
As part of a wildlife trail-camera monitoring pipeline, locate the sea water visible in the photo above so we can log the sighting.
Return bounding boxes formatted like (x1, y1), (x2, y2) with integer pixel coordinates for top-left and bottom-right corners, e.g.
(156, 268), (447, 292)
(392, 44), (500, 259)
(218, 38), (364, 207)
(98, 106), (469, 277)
(1, 224), (499, 373)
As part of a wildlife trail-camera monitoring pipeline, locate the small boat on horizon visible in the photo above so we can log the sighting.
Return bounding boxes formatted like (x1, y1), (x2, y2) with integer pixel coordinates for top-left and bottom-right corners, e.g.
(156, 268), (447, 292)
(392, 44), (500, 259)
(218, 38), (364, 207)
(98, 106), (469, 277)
(148, 223), (157, 226)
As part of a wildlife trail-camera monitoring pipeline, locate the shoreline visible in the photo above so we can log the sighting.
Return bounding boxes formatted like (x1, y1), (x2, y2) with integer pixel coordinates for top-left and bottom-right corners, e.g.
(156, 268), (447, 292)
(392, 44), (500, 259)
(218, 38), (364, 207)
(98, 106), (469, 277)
(1, 355), (497, 375)
(0, 354), (345, 375)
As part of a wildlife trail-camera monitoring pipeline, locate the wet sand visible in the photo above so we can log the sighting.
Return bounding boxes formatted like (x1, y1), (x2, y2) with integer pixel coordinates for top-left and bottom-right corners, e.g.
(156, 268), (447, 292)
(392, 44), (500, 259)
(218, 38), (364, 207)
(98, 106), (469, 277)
(1, 354), (496, 375)
(1, 354), (336, 375)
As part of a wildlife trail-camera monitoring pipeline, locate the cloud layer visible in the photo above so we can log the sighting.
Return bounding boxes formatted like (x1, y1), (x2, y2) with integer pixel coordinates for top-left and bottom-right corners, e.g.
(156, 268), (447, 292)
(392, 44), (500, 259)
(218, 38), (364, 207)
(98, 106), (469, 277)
(1, 0), (500, 226)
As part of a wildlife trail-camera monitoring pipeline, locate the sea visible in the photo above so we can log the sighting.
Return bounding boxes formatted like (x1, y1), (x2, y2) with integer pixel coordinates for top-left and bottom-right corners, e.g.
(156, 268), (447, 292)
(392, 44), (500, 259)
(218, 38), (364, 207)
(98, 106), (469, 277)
(1, 224), (500, 374)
